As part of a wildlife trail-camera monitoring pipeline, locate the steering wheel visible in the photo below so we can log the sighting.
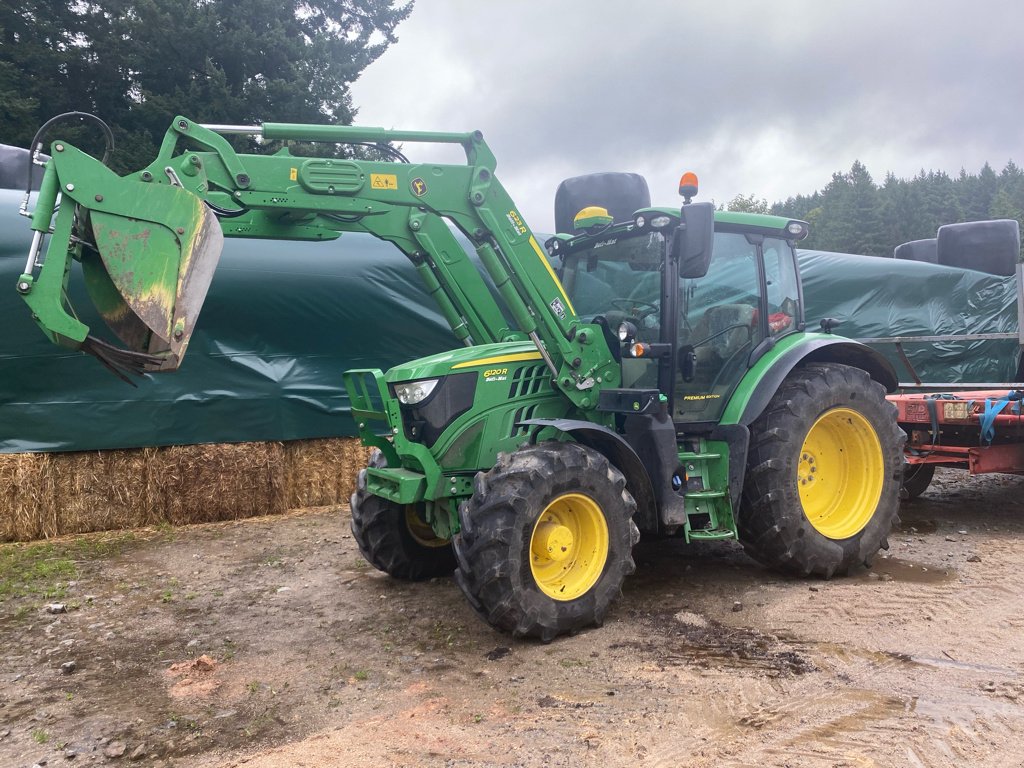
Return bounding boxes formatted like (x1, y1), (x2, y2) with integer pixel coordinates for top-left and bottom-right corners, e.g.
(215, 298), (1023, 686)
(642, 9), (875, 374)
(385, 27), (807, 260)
(610, 298), (658, 320)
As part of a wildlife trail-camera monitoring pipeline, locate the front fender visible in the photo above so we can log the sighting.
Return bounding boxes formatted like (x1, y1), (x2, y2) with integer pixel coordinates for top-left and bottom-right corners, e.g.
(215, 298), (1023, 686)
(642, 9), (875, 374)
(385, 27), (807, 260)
(518, 418), (658, 533)
(723, 334), (899, 427)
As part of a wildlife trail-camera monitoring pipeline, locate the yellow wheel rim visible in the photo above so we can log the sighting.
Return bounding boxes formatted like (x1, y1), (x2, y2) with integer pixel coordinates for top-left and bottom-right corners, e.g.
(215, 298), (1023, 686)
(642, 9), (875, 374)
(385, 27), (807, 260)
(799, 407), (884, 540)
(529, 493), (609, 601)
(404, 506), (449, 548)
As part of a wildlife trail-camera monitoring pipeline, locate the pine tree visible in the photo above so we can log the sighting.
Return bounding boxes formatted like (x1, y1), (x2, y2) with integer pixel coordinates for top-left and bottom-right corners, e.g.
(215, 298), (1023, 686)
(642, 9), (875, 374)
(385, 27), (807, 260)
(0, 0), (412, 170)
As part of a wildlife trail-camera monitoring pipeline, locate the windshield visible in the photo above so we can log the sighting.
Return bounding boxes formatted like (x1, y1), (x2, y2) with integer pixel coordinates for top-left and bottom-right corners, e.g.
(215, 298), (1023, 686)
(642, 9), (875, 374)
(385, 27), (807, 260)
(560, 231), (665, 330)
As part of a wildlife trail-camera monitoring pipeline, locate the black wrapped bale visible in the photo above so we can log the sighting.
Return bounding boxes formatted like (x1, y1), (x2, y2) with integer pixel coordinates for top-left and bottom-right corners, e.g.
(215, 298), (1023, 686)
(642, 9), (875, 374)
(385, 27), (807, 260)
(937, 219), (1020, 277)
(554, 172), (651, 235)
(894, 238), (938, 264)
(0, 144), (43, 191)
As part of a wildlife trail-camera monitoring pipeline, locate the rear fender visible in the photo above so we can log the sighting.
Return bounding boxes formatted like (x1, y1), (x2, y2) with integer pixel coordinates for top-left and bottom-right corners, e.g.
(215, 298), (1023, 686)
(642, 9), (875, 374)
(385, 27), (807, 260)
(726, 336), (899, 427)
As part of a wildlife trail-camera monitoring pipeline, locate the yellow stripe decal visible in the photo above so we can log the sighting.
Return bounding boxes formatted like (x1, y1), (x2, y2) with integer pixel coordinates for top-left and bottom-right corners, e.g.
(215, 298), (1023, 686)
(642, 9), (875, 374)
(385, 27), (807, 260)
(530, 236), (576, 317)
(452, 351), (543, 369)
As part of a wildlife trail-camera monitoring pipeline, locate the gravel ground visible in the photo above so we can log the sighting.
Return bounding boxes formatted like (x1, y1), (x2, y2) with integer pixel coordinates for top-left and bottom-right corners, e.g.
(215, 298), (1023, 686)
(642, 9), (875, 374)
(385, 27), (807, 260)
(2, 468), (1023, 768)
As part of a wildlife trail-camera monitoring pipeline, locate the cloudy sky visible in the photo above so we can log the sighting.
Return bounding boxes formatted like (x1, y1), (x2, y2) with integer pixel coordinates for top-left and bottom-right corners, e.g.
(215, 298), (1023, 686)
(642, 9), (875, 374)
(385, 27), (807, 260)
(351, 0), (1023, 232)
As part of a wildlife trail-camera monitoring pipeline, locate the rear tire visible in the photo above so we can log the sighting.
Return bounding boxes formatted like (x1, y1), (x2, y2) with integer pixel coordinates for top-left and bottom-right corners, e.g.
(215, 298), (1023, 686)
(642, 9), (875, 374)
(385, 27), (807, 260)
(350, 449), (456, 580)
(453, 442), (638, 641)
(739, 363), (905, 577)
(902, 463), (936, 500)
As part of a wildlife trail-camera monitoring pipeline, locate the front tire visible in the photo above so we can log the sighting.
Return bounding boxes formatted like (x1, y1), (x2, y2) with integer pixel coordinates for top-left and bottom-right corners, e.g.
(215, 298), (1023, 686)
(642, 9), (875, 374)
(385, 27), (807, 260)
(453, 443), (638, 641)
(739, 363), (905, 577)
(350, 449), (457, 580)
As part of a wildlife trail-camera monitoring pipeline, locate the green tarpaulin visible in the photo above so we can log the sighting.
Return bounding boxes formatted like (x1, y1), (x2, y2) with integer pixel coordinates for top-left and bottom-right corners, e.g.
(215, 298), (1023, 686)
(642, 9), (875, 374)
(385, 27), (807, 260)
(798, 249), (1020, 383)
(0, 190), (456, 452)
(2, 186), (1020, 453)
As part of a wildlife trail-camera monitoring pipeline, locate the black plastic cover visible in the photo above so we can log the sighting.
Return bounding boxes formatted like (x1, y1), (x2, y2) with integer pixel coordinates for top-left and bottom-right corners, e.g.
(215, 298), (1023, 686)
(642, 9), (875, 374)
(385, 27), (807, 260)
(0, 144), (43, 191)
(937, 219), (1020, 277)
(893, 238), (937, 264)
(554, 172), (651, 235)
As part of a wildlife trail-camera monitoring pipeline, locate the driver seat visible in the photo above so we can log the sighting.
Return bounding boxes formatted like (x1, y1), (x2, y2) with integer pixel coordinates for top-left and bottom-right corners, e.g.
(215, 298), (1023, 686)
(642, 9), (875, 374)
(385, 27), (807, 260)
(689, 304), (756, 359)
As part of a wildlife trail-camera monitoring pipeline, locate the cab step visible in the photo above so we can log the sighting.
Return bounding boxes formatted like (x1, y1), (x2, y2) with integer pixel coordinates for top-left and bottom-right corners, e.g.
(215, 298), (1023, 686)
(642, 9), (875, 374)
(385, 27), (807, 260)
(686, 529), (737, 541)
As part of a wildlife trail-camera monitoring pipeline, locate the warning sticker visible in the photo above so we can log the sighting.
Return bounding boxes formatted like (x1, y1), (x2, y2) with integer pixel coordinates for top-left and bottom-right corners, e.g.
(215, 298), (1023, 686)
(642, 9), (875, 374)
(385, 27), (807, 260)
(371, 174), (398, 190)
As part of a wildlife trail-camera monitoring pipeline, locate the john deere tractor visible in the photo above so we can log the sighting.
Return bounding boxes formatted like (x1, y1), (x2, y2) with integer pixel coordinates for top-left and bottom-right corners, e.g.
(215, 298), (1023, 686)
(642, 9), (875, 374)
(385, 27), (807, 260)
(16, 114), (904, 640)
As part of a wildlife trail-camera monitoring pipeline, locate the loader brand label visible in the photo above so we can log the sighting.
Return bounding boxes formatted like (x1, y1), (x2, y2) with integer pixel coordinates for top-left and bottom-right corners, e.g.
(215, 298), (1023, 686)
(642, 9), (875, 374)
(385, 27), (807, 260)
(484, 367), (509, 382)
(682, 393), (721, 401)
(506, 209), (528, 236)
(371, 173), (399, 190)
(411, 177), (427, 196)
(549, 297), (567, 320)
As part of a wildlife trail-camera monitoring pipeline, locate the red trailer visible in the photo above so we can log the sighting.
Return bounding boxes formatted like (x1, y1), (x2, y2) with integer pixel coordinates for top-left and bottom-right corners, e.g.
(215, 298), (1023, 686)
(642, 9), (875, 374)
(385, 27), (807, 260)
(858, 259), (1024, 498)
(889, 388), (1024, 498)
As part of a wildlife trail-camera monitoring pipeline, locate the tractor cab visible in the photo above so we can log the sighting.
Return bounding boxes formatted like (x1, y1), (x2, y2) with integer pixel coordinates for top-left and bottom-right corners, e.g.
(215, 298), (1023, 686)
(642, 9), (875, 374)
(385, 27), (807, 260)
(549, 174), (809, 427)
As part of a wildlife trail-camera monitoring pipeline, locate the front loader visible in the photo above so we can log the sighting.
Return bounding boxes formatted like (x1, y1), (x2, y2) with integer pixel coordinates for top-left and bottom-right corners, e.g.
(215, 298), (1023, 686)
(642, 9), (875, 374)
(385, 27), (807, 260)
(16, 114), (904, 640)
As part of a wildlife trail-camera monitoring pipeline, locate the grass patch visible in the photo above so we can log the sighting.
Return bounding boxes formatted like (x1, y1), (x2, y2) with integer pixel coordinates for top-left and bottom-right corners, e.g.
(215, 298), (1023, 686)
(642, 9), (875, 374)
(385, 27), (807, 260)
(0, 532), (137, 603)
(0, 544), (77, 602)
(70, 531), (137, 559)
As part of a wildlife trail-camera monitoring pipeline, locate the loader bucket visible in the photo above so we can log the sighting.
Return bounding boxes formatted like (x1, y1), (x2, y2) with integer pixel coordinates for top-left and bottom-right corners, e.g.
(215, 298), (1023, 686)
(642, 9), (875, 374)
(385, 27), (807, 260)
(81, 193), (223, 371)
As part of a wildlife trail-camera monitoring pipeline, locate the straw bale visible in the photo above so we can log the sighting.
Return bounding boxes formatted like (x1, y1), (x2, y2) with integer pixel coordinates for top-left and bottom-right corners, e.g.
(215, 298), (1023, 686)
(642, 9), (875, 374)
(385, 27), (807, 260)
(283, 438), (371, 508)
(48, 448), (159, 535)
(2, 437), (372, 542)
(0, 452), (56, 541)
(150, 442), (288, 525)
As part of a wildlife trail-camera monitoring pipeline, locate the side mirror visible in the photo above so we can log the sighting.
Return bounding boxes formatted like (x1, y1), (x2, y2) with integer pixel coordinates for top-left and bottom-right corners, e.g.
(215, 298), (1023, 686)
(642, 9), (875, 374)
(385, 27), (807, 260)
(673, 202), (714, 279)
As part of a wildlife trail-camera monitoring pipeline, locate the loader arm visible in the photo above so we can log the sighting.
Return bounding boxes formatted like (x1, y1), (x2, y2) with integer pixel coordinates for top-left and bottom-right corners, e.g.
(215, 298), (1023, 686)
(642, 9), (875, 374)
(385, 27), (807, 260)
(17, 116), (619, 406)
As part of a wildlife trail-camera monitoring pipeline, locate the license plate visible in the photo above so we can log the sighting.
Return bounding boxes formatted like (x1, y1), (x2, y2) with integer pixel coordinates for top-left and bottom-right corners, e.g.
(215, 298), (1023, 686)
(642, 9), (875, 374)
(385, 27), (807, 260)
(943, 401), (970, 420)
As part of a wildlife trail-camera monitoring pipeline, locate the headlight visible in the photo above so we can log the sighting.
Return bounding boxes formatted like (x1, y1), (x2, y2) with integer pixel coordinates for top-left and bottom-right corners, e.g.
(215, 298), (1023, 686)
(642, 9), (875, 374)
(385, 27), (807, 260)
(786, 221), (809, 240)
(393, 379), (439, 405)
(617, 321), (638, 342)
(650, 215), (672, 229)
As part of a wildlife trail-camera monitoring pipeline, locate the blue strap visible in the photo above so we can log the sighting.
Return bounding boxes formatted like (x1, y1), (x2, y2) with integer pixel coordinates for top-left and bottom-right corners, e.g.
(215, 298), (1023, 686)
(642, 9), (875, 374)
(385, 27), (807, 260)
(924, 393), (960, 446)
(981, 397), (1011, 446)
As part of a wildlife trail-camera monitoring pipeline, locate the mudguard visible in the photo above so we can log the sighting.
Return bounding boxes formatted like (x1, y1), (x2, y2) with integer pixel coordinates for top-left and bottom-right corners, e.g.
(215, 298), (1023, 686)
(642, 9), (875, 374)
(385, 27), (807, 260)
(518, 417), (658, 533)
(732, 337), (898, 428)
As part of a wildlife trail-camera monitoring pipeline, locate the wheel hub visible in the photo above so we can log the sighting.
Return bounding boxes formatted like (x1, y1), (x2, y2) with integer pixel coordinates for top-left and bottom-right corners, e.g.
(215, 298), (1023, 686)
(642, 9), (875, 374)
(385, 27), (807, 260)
(798, 451), (818, 487)
(798, 407), (884, 540)
(529, 493), (609, 601)
(531, 522), (575, 562)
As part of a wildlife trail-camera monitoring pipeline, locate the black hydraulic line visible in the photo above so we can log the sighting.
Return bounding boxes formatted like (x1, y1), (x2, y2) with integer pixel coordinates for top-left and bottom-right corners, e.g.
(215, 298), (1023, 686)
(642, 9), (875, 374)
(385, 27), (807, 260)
(26, 112), (115, 195)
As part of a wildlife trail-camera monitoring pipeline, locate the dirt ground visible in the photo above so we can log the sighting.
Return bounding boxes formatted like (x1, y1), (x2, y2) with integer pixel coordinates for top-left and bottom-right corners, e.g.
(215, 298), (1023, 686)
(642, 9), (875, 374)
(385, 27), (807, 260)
(2, 468), (1024, 768)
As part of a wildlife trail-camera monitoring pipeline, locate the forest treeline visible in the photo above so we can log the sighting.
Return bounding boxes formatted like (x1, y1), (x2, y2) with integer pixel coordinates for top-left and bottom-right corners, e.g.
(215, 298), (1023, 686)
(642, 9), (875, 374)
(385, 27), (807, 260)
(727, 160), (1024, 257)
(0, 1), (412, 171)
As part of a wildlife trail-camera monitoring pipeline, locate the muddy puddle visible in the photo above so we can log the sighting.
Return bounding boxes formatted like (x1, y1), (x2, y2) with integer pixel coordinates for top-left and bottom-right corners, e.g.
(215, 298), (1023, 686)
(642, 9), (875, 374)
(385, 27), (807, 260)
(860, 555), (955, 583)
(610, 609), (815, 678)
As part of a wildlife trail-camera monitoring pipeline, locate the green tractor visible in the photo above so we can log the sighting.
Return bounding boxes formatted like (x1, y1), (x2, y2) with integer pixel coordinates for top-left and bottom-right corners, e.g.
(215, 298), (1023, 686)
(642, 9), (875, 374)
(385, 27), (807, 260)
(16, 114), (904, 640)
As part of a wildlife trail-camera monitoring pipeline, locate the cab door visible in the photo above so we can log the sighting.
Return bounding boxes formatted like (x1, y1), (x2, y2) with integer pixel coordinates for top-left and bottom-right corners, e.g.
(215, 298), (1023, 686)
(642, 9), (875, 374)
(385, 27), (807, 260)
(673, 232), (802, 425)
(673, 232), (763, 424)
